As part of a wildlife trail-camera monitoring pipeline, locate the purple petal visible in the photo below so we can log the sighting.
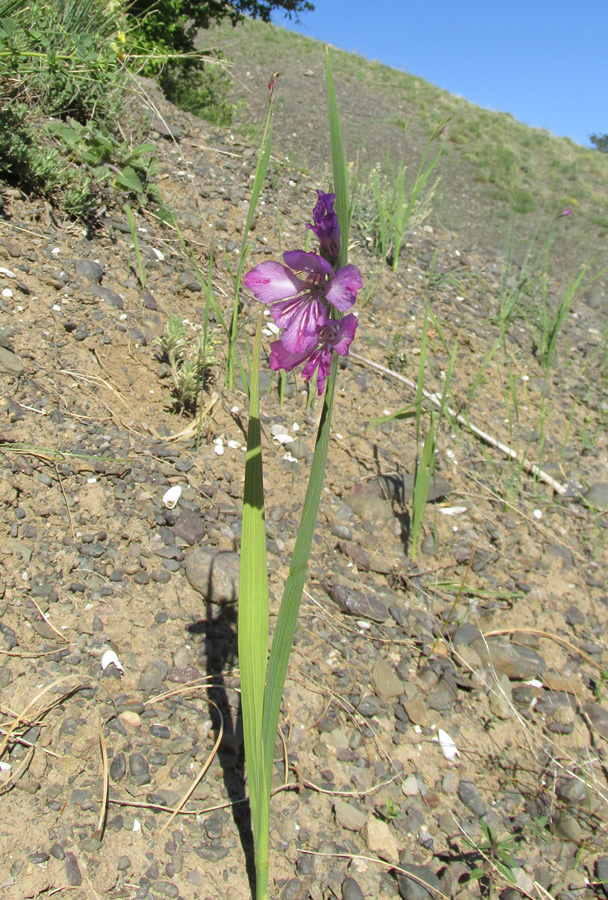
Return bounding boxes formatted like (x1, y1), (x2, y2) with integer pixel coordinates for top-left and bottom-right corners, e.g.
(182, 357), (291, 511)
(327, 313), (358, 356)
(301, 347), (332, 394)
(269, 340), (310, 373)
(306, 190), (340, 264)
(282, 250), (334, 279)
(270, 293), (328, 353)
(324, 265), (362, 311)
(243, 261), (305, 303)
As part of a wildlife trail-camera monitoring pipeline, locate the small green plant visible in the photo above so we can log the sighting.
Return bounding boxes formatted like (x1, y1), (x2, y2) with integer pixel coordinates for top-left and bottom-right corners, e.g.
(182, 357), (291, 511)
(158, 56), (236, 126)
(353, 123), (444, 271)
(465, 821), (520, 895)
(388, 333), (408, 374)
(155, 315), (217, 412)
(384, 795), (401, 820)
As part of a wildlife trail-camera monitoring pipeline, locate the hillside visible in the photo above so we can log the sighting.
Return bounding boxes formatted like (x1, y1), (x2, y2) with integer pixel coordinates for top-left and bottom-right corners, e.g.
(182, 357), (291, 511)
(204, 16), (608, 287)
(0, 25), (608, 900)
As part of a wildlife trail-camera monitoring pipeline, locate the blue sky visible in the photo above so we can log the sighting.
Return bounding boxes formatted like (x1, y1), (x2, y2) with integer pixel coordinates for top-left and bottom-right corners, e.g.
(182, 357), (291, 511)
(271, 0), (607, 148)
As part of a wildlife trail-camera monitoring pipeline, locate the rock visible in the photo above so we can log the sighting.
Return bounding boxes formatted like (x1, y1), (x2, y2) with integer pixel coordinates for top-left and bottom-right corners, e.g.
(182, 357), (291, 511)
(110, 753), (126, 781)
(186, 547), (240, 603)
(556, 778), (587, 804)
(0, 345), (24, 375)
(402, 696), (428, 726)
(329, 583), (388, 622)
(74, 259), (103, 283)
(363, 816), (399, 864)
(342, 877), (365, 900)
(401, 774), (420, 797)
(150, 116), (182, 140)
(92, 285), (124, 309)
(376, 473), (452, 504)
(138, 660), (169, 691)
(371, 658), (403, 701)
(489, 672), (513, 719)
(128, 752), (151, 785)
(334, 799), (367, 831)
(582, 483), (608, 510)
(64, 852), (82, 886)
(584, 701), (608, 739)
(595, 857), (608, 899)
(457, 780), (487, 818)
(173, 511), (206, 544)
(470, 637), (546, 680)
(344, 491), (394, 524)
(357, 696), (382, 717)
(554, 814), (583, 842)
(397, 861), (442, 900)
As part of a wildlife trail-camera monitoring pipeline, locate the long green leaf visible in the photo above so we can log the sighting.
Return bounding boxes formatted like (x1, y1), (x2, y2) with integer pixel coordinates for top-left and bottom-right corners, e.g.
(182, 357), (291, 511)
(228, 106), (273, 388)
(238, 312), (270, 900)
(325, 46), (349, 270)
(261, 356), (338, 792)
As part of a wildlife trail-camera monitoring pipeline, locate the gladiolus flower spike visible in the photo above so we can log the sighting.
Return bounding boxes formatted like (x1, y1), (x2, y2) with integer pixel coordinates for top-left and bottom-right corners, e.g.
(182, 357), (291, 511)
(243, 192), (361, 394)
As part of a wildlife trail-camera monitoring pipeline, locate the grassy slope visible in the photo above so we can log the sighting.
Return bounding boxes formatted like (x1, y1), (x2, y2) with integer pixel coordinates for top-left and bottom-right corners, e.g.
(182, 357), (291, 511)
(203, 17), (608, 285)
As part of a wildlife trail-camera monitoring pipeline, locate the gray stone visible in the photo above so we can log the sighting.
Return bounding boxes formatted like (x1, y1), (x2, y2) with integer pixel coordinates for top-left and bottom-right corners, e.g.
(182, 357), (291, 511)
(173, 511), (206, 545)
(329, 583), (388, 622)
(582, 483), (608, 510)
(151, 883), (179, 898)
(344, 492), (394, 524)
(371, 658), (403, 701)
(458, 780), (487, 818)
(129, 752), (151, 785)
(186, 547), (240, 603)
(357, 696), (382, 717)
(397, 861), (441, 900)
(595, 857), (608, 899)
(74, 259), (103, 283)
(452, 623), (482, 647)
(556, 778), (587, 804)
(110, 752), (126, 782)
(0, 346), (24, 375)
(342, 877), (365, 900)
(64, 852), (82, 886)
(489, 672), (513, 719)
(376, 473), (452, 504)
(585, 701), (608, 739)
(92, 285), (124, 309)
(138, 660), (169, 691)
(470, 637), (546, 680)
(554, 814), (583, 842)
(150, 116), (182, 140)
(334, 799), (366, 831)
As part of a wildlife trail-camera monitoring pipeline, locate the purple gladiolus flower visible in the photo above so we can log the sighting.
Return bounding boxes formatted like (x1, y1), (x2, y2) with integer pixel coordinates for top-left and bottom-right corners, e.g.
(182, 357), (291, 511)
(243, 249), (362, 353)
(269, 314), (358, 395)
(306, 190), (340, 265)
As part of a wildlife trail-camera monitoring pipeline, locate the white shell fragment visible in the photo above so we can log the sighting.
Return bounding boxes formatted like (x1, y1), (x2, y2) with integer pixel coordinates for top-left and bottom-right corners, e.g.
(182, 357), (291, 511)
(0, 761), (11, 772)
(0, 266), (16, 278)
(273, 433), (295, 445)
(162, 485), (182, 509)
(101, 650), (124, 674)
(439, 506), (468, 516)
(437, 728), (460, 761)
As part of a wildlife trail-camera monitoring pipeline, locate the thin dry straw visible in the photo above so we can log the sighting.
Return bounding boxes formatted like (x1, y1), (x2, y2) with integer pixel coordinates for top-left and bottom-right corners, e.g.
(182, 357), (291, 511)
(95, 713), (109, 841)
(350, 351), (568, 495)
(159, 698), (224, 834)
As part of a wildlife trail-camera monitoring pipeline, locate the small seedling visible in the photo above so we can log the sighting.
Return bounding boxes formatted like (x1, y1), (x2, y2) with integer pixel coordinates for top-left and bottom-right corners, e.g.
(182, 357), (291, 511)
(155, 315), (216, 412)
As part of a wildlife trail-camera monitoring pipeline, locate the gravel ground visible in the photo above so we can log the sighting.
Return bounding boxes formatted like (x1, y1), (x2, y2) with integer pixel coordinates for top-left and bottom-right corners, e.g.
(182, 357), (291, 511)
(1, 75), (608, 900)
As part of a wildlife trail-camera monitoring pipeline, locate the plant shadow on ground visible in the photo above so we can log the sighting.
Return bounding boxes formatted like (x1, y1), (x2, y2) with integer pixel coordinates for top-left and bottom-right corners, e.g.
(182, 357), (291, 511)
(186, 597), (256, 896)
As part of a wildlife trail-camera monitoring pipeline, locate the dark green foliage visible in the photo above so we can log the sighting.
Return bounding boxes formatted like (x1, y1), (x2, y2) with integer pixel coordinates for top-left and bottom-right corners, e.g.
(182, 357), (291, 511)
(128, 0), (313, 59)
(0, 102), (95, 217)
(158, 56), (236, 126)
(590, 133), (608, 154)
